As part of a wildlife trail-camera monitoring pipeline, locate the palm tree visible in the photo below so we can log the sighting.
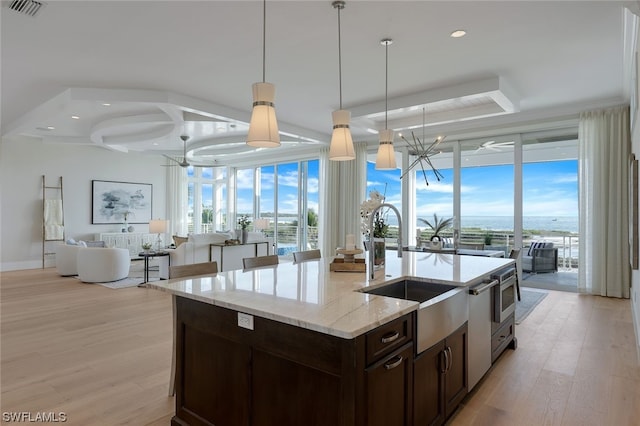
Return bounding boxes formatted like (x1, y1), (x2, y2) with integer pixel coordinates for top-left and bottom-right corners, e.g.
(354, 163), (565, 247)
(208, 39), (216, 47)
(418, 214), (453, 239)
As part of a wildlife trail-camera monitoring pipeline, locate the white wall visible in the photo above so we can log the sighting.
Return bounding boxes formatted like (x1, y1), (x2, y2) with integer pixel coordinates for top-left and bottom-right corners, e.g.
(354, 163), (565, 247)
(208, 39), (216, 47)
(0, 136), (167, 271)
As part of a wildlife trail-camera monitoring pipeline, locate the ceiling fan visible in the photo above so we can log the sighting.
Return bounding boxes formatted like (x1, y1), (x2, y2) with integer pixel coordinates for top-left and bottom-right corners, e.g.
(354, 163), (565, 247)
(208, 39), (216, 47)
(163, 135), (225, 168)
(475, 140), (514, 153)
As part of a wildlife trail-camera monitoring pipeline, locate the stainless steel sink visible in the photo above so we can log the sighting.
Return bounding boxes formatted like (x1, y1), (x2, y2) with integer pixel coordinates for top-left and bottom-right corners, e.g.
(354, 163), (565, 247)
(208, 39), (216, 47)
(361, 280), (458, 303)
(361, 279), (469, 353)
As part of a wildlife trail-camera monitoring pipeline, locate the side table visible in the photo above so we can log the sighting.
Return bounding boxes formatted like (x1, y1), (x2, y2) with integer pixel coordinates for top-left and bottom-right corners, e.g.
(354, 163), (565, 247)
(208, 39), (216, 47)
(138, 251), (170, 283)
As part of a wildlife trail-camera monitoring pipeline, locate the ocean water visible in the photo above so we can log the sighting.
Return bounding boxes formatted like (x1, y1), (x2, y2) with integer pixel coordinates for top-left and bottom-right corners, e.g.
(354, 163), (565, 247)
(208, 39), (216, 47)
(460, 216), (578, 233)
(384, 216), (578, 233)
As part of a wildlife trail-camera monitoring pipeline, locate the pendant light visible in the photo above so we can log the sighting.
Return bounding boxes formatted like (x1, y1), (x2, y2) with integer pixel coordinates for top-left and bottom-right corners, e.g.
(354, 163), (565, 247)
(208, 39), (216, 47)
(375, 38), (396, 170)
(329, 0), (355, 161)
(247, 0), (280, 148)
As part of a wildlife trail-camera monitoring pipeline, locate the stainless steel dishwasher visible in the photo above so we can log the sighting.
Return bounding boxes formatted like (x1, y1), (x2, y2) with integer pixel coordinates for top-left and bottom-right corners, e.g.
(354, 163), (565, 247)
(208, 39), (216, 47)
(468, 278), (499, 390)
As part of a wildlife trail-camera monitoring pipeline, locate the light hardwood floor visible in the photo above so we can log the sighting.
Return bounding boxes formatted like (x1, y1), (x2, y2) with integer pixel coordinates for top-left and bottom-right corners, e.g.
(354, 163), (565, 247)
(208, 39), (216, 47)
(451, 287), (640, 426)
(1, 269), (639, 425)
(1, 269), (174, 425)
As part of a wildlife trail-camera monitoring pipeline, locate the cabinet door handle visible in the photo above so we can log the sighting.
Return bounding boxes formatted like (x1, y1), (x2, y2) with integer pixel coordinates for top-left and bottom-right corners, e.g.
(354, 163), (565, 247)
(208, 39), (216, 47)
(446, 347), (453, 372)
(380, 331), (400, 344)
(442, 349), (449, 374)
(384, 355), (403, 370)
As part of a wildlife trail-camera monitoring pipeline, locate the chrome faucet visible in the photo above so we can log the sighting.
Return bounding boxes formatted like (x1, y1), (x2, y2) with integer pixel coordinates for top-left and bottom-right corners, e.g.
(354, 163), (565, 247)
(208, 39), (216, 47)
(368, 203), (403, 280)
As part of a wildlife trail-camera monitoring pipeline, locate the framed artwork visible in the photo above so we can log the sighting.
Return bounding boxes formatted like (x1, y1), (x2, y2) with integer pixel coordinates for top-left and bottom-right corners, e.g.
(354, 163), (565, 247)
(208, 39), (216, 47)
(92, 180), (152, 224)
(630, 155), (638, 270)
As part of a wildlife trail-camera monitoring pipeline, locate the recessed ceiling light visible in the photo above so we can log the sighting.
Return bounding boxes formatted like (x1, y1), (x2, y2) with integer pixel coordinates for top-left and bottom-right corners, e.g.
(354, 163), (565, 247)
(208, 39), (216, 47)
(152, 142), (159, 146)
(102, 103), (111, 107)
(71, 115), (80, 120)
(450, 30), (466, 38)
(46, 126), (55, 130)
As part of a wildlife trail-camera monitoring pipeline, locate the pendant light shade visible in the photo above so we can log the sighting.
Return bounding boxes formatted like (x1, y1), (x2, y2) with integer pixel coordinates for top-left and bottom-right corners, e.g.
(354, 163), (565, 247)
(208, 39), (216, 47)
(329, 0), (355, 161)
(247, 82), (280, 147)
(329, 109), (355, 160)
(375, 129), (396, 169)
(247, 0), (280, 148)
(375, 38), (396, 170)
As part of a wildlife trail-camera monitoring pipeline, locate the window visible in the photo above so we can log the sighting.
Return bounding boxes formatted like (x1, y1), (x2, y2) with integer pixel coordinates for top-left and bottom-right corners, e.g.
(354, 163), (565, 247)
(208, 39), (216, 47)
(366, 160), (402, 243)
(187, 166), (228, 233)
(460, 137), (514, 249)
(522, 137), (578, 270)
(235, 159), (319, 256)
(414, 146), (454, 241)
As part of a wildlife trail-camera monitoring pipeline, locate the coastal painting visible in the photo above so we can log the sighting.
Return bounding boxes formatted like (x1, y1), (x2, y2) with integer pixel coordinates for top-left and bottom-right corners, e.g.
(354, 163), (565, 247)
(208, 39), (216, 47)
(92, 180), (152, 224)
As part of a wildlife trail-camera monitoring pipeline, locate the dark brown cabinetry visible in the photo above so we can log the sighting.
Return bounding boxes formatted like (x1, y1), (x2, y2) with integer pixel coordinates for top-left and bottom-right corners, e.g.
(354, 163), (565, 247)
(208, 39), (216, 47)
(363, 315), (415, 426)
(172, 297), (414, 426)
(365, 343), (414, 426)
(414, 323), (468, 426)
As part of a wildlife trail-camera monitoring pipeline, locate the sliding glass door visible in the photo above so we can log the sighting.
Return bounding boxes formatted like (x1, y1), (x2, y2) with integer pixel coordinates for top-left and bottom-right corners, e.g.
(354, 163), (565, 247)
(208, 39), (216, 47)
(460, 137), (514, 252)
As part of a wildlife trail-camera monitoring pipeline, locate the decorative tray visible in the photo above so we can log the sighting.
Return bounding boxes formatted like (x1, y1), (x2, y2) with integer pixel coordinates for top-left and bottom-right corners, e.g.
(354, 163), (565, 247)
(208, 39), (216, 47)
(329, 258), (366, 272)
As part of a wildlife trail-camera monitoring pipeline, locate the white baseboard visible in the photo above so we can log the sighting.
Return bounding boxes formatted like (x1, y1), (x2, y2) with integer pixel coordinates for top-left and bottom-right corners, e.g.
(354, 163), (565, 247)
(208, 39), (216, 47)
(1, 260), (43, 272)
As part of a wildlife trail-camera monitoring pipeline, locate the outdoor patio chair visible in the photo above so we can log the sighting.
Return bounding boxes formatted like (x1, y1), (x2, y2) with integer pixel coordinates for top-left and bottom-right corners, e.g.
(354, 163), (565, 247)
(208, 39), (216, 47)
(522, 241), (558, 273)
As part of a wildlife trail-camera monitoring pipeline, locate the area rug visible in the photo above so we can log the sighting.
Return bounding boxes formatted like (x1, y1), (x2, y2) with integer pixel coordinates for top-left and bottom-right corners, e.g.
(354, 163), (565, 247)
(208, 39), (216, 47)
(515, 288), (548, 324)
(74, 276), (144, 289)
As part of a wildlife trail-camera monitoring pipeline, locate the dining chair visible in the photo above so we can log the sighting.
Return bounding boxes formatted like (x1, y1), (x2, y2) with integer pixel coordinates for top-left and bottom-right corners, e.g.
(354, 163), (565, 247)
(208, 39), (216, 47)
(292, 249), (322, 263)
(243, 254), (279, 270)
(509, 248), (522, 301)
(167, 261), (218, 396)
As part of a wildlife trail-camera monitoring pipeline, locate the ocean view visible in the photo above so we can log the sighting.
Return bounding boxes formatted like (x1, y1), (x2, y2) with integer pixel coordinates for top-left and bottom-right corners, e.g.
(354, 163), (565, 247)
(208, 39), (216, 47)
(404, 216), (578, 234)
(460, 216), (578, 234)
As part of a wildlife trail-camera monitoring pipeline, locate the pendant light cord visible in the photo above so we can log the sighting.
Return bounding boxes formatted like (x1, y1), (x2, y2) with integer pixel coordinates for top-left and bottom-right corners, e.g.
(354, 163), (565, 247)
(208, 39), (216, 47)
(262, 0), (266, 83)
(385, 41), (388, 128)
(337, 4), (343, 109)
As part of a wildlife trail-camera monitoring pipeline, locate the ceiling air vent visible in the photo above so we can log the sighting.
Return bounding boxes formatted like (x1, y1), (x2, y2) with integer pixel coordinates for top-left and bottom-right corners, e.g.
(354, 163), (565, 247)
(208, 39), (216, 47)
(7, 0), (46, 17)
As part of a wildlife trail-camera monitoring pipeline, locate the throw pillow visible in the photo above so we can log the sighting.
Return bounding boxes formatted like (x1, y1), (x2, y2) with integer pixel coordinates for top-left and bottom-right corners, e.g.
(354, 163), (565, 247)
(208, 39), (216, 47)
(173, 235), (188, 247)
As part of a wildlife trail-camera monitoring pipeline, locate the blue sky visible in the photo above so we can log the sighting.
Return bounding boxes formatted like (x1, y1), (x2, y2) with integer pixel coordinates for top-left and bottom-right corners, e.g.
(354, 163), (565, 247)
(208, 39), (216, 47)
(367, 159), (578, 219)
(235, 161), (319, 217)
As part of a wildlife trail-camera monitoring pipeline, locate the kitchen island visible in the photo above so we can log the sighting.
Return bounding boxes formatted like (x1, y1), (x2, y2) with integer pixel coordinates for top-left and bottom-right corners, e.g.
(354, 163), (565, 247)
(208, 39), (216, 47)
(148, 251), (515, 426)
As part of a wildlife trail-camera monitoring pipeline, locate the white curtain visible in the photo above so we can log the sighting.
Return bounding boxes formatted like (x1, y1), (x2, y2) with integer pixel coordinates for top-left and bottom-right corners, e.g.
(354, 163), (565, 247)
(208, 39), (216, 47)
(578, 106), (630, 298)
(319, 142), (367, 257)
(166, 163), (188, 238)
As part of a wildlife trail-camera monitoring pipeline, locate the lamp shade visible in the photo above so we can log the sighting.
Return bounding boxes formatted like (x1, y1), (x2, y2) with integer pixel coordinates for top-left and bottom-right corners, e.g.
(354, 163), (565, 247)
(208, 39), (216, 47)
(247, 82), (280, 148)
(254, 218), (269, 230)
(149, 219), (169, 234)
(375, 129), (396, 170)
(329, 109), (355, 161)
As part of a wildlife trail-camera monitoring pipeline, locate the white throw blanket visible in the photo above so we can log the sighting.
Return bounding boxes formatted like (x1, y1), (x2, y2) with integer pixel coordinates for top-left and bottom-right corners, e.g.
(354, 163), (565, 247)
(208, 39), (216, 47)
(44, 199), (64, 240)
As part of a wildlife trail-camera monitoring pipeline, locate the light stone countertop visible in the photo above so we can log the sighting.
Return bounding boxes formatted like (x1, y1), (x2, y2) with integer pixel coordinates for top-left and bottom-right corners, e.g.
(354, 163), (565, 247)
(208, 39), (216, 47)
(146, 250), (514, 339)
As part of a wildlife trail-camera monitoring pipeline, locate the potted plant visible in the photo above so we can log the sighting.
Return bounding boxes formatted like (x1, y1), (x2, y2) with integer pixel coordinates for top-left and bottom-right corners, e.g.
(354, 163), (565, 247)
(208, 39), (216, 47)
(483, 231), (493, 246)
(141, 242), (153, 253)
(368, 212), (389, 264)
(360, 189), (389, 265)
(418, 214), (453, 249)
(237, 214), (251, 244)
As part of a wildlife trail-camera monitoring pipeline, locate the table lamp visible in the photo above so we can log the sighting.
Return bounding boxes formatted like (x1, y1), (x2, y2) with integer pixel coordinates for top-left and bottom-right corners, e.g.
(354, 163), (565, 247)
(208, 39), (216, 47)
(254, 218), (269, 236)
(149, 219), (169, 251)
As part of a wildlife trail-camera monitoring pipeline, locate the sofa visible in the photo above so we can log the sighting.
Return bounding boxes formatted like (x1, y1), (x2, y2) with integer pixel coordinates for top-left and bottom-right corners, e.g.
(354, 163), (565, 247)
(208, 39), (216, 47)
(77, 247), (131, 283)
(55, 240), (107, 276)
(159, 232), (272, 277)
(522, 241), (558, 273)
